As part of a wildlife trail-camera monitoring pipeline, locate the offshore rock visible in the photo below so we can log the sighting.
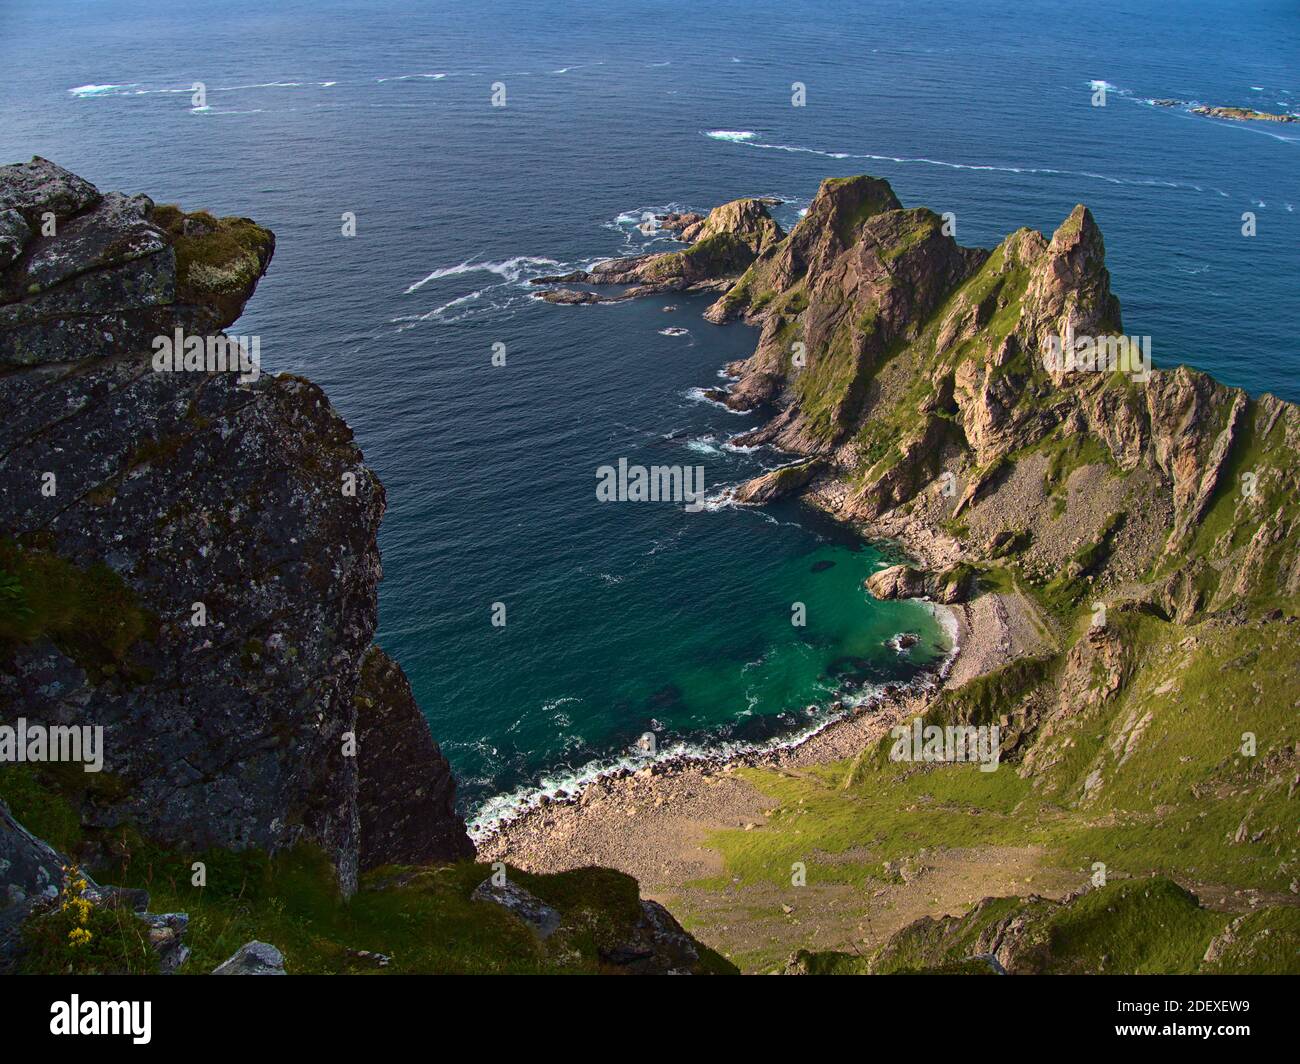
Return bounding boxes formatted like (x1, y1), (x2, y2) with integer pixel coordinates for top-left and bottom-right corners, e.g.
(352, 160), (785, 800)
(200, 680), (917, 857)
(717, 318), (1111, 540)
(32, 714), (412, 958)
(533, 196), (784, 298)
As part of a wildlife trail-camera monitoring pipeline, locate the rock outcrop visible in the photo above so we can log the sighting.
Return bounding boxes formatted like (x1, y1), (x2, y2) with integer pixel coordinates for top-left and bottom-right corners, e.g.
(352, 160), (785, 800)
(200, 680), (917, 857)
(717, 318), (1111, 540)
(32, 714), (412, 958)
(357, 647), (473, 870)
(866, 563), (973, 605)
(470, 870), (728, 974)
(532, 196), (785, 304)
(790, 876), (1300, 975)
(1190, 105), (1296, 123)
(569, 172), (1300, 625)
(212, 940), (287, 975)
(1, 797), (193, 973)
(0, 798), (63, 970)
(731, 459), (823, 503)
(0, 158), (472, 899)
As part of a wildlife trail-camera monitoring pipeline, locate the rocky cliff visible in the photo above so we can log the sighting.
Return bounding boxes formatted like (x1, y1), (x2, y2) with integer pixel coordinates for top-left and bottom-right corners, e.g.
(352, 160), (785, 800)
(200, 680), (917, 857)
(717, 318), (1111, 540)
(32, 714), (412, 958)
(534, 173), (1300, 974)
(538, 173), (1300, 627)
(0, 157), (472, 900)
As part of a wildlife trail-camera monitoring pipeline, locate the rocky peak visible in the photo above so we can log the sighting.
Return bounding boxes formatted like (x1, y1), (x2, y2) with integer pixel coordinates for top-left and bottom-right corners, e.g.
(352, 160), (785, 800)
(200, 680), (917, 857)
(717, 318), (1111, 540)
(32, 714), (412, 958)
(683, 196), (784, 255)
(679, 173), (1300, 622)
(802, 175), (900, 242)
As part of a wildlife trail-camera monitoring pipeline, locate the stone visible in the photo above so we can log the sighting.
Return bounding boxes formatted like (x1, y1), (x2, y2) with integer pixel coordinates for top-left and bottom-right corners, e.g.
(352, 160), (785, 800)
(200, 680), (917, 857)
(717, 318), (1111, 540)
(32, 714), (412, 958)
(0, 161), (473, 899)
(471, 878), (562, 939)
(212, 940), (286, 975)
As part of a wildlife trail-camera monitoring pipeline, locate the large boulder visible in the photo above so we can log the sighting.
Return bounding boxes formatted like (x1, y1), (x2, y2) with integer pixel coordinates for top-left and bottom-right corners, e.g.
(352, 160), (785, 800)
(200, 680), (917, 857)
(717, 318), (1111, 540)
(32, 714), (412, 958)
(0, 799), (64, 972)
(0, 160), (472, 898)
(212, 940), (286, 975)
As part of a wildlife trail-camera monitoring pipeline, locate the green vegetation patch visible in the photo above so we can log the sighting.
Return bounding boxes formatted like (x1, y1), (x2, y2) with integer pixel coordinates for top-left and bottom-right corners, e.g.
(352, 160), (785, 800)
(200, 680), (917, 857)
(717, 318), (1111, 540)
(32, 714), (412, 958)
(0, 538), (156, 682)
(8, 821), (732, 975)
(150, 203), (273, 305)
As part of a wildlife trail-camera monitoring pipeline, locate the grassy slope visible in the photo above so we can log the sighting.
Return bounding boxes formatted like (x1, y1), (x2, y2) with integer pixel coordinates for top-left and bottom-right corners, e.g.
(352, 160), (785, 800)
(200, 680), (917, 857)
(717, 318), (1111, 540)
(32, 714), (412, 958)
(682, 609), (1298, 972)
(2, 768), (735, 974)
(795, 876), (1300, 975)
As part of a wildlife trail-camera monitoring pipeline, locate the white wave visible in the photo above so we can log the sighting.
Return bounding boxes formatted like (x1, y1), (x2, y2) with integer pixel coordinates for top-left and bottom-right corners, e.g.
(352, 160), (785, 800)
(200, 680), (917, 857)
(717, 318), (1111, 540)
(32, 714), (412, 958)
(376, 73), (447, 82)
(1087, 79), (1134, 98)
(658, 326), (689, 337)
(686, 436), (724, 457)
(705, 129), (758, 142)
(467, 659), (953, 840)
(68, 83), (135, 97)
(392, 289), (485, 328)
(701, 131), (1238, 196)
(927, 601), (960, 660)
(217, 81), (303, 90)
(72, 79), (335, 100)
(403, 255), (561, 294)
(684, 386), (751, 414)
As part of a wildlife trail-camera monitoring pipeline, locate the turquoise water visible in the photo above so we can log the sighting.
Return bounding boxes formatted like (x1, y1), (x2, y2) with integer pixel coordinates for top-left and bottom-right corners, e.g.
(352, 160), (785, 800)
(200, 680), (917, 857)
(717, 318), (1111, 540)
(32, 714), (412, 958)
(2, 0), (1294, 821)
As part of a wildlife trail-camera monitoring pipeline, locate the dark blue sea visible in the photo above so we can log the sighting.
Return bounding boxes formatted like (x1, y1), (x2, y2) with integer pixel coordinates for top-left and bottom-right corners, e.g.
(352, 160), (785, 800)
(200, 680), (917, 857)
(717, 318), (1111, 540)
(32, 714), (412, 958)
(2, 0), (1296, 828)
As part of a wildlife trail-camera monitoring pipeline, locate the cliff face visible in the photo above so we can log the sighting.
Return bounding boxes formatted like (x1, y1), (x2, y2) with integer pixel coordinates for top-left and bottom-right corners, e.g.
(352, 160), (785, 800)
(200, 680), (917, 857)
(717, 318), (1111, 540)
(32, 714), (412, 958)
(532, 172), (1300, 624)
(535, 174), (1300, 974)
(356, 647), (475, 869)
(678, 175), (1300, 626)
(0, 158), (471, 896)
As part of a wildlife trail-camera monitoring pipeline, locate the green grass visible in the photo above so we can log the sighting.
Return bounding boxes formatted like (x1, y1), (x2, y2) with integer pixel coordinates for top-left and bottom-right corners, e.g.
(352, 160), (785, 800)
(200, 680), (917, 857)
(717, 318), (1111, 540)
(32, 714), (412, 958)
(8, 820), (736, 975)
(689, 605), (1300, 918)
(0, 538), (156, 682)
(798, 876), (1300, 975)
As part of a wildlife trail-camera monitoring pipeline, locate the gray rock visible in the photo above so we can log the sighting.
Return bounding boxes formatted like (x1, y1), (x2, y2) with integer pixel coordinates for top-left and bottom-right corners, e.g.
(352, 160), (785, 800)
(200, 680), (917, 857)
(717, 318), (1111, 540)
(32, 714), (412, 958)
(0, 156), (100, 228)
(0, 798), (65, 972)
(140, 912), (191, 974)
(356, 647), (474, 870)
(212, 940), (286, 975)
(0, 208), (31, 268)
(0, 160), (473, 897)
(471, 878), (562, 939)
(14, 191), (164, 298)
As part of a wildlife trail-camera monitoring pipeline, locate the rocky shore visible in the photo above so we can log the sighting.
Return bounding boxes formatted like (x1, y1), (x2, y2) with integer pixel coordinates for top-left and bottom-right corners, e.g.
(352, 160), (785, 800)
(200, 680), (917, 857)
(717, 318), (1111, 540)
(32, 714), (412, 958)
(511, 172), (1300, 971)
(476, 554), (1053, 879)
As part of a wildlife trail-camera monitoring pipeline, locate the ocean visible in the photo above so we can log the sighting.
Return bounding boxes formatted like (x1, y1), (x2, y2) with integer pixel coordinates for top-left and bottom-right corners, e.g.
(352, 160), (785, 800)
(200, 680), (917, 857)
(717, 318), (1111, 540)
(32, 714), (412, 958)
(2, 0), (1296, 827)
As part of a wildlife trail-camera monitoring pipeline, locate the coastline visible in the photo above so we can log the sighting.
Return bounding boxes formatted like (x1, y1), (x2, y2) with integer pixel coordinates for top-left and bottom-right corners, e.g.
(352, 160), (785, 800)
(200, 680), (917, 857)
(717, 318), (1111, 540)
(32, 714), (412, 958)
(475, 545), (1048, 862)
